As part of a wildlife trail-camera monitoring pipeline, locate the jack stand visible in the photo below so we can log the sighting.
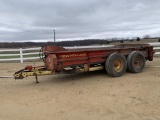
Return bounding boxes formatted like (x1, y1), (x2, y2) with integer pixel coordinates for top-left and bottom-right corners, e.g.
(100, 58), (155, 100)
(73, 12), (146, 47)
(35, 74), (39, 83)
(34, 62), (39, 83)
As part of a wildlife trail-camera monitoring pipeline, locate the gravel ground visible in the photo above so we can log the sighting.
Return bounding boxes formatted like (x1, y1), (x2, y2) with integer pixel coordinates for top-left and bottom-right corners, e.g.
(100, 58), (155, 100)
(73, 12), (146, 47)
(0, 57), (160, 120)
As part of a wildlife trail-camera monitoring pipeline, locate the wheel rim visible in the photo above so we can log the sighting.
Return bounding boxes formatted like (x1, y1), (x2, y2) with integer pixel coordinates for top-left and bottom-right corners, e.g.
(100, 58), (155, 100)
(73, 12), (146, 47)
(113, 58), (124, 72)
(134, 56), (142, 68)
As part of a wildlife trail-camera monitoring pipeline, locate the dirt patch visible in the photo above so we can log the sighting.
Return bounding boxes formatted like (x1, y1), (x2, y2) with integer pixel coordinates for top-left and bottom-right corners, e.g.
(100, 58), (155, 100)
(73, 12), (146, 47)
(0, 58), (160, 120)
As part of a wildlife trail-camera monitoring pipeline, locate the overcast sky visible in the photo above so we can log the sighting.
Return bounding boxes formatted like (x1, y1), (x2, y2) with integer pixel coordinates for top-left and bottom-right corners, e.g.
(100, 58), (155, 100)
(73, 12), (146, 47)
(0, 0), (160, 42)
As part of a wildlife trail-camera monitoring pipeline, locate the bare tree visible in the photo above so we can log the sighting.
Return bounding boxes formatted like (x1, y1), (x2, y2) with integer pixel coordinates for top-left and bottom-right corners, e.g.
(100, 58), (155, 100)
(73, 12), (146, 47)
(143, 34), (151, 39)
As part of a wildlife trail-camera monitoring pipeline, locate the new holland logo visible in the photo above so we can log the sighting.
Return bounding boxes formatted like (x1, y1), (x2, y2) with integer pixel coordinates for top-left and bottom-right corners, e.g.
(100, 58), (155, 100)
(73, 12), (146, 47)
(60, 53), (87, 58)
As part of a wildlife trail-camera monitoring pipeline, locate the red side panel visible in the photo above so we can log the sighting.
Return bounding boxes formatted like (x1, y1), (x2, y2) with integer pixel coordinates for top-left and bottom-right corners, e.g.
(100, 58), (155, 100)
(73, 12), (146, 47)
(43, 46), (67, 54)
(148, 46), (155, 61)
(45, 54), (57, 71)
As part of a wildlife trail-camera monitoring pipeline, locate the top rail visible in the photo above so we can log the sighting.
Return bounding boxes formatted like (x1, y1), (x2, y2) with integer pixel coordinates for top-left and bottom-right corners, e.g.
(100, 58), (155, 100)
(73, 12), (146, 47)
(0, 49), (20, 52)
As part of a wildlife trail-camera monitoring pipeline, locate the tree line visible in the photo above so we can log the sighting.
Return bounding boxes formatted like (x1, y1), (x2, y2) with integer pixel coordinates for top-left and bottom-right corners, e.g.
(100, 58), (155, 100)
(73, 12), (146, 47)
(0, 37), (159, 48)
(0, 39), (128, 48)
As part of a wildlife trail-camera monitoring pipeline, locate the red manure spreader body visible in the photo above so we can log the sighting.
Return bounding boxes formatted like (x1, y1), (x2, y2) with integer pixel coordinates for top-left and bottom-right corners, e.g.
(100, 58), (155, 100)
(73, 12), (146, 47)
(14, 44), (155, 83)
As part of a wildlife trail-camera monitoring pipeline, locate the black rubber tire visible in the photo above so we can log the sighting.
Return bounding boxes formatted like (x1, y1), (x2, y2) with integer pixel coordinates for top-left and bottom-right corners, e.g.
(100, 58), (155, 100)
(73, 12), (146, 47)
(127, 51), (145, 73)
(105, 53), (127, 77)
(127, 51), (137, 72)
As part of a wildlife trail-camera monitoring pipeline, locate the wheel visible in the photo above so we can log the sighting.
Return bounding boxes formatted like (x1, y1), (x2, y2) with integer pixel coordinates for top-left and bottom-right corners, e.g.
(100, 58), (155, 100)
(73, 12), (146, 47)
(105, 53), (127, 77)
(127, 51), (145, 73)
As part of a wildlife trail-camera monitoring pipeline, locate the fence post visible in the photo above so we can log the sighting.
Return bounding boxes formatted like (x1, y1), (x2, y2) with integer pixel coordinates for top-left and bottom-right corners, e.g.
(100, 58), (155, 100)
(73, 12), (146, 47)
(20, 48), (23, 63)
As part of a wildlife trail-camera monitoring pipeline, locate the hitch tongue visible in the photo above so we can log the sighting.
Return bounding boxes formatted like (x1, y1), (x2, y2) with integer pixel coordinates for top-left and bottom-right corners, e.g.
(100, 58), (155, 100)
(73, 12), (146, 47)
(14, 65), (33, 79)
(14, 68), (26, 79)
(14, 65), (53, 82)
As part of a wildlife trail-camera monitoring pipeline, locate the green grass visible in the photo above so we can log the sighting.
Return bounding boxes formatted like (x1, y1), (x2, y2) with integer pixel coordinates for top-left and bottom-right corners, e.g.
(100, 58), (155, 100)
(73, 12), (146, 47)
(0, 55), (39, 59)
(23, 54), (39, 58)
(0, 56), (20, 59)
(155, 49), (160, 52)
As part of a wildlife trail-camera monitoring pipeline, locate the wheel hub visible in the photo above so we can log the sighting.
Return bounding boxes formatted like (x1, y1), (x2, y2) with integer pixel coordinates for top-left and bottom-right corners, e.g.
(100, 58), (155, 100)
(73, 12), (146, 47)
(113, 58), (124, 72)
(134, 56), (142, 68)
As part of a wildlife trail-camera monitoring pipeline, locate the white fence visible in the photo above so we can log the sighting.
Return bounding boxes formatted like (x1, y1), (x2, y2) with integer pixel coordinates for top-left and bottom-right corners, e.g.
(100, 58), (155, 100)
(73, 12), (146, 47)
(0, 47), (41, 63)
(0, 44), (160, 63)
(149, 42), (160, 55)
